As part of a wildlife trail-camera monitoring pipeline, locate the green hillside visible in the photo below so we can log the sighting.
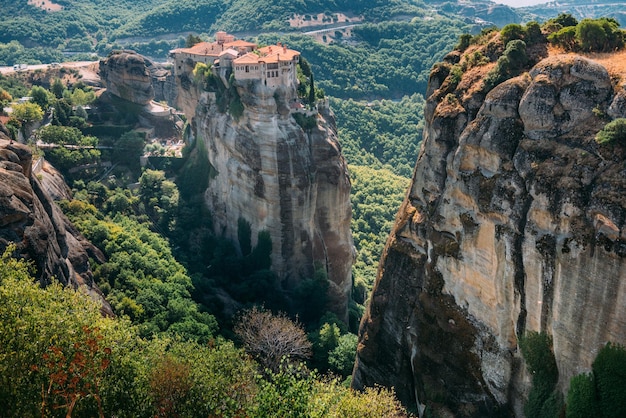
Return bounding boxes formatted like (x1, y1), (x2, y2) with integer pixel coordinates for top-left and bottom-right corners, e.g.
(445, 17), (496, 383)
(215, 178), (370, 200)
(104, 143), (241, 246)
(0, 0), (427, 65)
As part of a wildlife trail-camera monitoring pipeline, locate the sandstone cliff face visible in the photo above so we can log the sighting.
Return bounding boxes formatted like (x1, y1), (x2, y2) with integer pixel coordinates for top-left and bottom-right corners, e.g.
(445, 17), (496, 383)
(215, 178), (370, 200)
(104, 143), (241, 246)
(191, 80), (354, 320)
(353, 54), (626, 416)
(0, 128), (110, 313)
(99, 50), (155, 105)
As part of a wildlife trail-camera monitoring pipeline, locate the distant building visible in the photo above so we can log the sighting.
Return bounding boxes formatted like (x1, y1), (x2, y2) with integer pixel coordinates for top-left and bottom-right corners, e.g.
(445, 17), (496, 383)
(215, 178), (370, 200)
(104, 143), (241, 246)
(170, 32), (256, 74)
(170, 32), (300, 90)
(233, 44), (300, 89)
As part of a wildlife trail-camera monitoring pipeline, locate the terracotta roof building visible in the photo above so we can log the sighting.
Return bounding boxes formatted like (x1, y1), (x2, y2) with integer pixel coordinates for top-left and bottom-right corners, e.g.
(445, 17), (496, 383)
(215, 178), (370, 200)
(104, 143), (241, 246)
(170, 33), (301, 91)
(233, 43), (300, 89)
(170, 32), (257, 73)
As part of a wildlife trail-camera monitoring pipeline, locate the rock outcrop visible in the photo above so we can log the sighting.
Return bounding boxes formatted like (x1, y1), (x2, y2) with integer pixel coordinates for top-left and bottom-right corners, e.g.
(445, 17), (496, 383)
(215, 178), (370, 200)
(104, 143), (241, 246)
(0, 127), (110, 313)
(99, 50), (155, 105)
(353, 53), (626, 416)
(189, 78), (354, 320)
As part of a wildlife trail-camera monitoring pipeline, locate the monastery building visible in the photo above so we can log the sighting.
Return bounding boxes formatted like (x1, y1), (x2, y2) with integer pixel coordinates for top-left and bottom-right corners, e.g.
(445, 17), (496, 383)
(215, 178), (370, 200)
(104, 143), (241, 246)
(170, 32), (300, 90)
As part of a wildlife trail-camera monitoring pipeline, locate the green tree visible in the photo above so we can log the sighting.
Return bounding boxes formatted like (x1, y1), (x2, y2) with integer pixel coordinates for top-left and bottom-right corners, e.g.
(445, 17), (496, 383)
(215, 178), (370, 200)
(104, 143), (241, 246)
(249, 230), (272, 271)
(552, 13), (578, 28)
(319, 322), (341, 353)
(484, 39), (528, 90)
(38, 124), (84, 144)
(299, 56), (312, 78)
(309, 73), (316, 106)
(310, 322), (341, 370)
(185, 34), (202, 48)
(0, 87), (11, 112)
(105, 189), (134, 215)
(29, 85), (53, 111)
(577, 19), (608, 52)
(456, 33), (472, 51)
(0, 246), (136, 418)
(293, 266), (330, 325)
(63, 87), (96, 106)
(525, 21), (544, 45)
(113, 130), (145, 170)
(11, 101), (43, 126)
(567, 373), (599, 418)
(501, 23), (525, 45)
(139, 169), (179, 230)
(549, 26), (578, 51)
(52, 98), (72, 126)
(328, 333), (358, 377)
(519, 331), (563, 418)
(592, 342), (626, 418)
(51, 77), (66, 99)
(238, 217), (253, 256)
(10, 101), (44, 136)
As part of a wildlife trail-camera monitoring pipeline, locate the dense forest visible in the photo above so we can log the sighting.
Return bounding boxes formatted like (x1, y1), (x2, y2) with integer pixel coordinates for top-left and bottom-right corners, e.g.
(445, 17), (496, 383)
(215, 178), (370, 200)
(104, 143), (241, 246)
(2, 0), (624, 66)
(0, 250), (409, 417)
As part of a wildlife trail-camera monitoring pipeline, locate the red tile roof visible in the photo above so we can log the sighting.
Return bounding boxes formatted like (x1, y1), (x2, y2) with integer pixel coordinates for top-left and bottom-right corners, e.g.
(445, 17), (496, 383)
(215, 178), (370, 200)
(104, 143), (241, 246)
(234, 53), (261, 65)
(225, 40), (257, 48)
(257, 45), (300, 61)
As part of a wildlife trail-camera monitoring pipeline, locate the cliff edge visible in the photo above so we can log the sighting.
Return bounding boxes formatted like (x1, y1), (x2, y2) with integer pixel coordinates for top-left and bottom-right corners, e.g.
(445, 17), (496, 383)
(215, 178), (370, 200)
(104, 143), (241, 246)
(183, 69), (354, 321)
(0, 124), (110, 313)
(353, 42), (626, 416)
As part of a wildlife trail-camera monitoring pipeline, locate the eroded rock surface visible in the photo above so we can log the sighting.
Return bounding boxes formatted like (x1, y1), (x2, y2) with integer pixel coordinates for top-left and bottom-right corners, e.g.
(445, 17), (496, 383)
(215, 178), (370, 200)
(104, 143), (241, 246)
(353, 55), (626, 416)
(99, 50), (155, 104)
(0, 128), (110, 314)
(190, 79), (354, 321)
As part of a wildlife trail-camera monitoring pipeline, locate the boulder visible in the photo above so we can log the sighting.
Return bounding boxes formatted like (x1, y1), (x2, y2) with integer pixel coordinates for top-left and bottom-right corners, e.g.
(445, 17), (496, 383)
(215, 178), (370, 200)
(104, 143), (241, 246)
(99, 50), (155, 105)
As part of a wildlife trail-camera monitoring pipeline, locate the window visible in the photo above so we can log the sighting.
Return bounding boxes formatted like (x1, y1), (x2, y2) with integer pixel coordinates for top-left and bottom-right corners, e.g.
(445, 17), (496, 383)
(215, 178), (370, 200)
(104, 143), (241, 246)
(246, 66), (249, 73)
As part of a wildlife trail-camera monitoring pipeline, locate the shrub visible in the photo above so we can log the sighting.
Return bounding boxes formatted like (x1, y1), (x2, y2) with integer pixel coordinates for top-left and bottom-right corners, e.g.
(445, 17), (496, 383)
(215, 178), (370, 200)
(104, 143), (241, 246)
(501, 23), (525, 46)
(448, 64), (463, 85)
(549, 26), (578, 51)
(293, 112), (318, 130)
(553, 13), (578, 28)
(234, 307), (312, 372)
(484, 39), (528, 90)
(566, 373), (599, 418)
(577, 19), (608, 52)
(519, 331), (563, 418)
(525, 21), (544, 45)
(595, 118), (626, 145)
(576, 18), (624, 52)
(229, 91), (244, 120)
(328, 333), (358, 377)
(592, 342), (626, 418)
(456, 33), (472, 51)
(192, 62), (210, 84)
(465, 51), (489, 68)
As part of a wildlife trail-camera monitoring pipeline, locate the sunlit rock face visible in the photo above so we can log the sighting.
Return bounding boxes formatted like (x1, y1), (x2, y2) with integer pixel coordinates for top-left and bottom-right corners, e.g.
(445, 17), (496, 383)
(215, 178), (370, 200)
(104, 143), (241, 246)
(0, 127), (110, 314)
(187, 78), (354, 321)
(353, 54), (626, 416)
(99, 50), (155, 104)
